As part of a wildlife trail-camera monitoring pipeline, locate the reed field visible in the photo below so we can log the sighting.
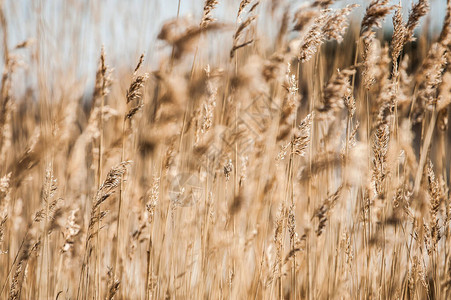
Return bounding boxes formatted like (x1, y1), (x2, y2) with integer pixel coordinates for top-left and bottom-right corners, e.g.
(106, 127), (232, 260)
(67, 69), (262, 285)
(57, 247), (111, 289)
(0, 0), (451, 299)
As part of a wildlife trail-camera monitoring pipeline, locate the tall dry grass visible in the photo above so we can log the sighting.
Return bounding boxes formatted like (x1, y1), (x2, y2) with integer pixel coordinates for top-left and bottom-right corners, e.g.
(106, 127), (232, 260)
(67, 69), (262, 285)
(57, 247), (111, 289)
(0, 0), (451, 299)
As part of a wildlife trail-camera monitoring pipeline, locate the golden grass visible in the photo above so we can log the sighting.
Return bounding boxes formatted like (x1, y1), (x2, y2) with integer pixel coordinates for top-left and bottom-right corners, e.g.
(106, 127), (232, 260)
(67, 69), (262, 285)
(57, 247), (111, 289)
(1, 0), (451, 299)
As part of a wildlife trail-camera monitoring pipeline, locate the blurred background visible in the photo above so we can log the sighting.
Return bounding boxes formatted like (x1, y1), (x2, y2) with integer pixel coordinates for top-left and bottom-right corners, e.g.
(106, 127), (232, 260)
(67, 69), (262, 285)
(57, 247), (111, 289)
(2, 0), (448, 100)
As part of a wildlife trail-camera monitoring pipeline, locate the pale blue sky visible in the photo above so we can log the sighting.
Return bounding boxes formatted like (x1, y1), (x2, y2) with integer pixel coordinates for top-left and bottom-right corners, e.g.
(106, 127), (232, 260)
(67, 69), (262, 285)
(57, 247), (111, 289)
(2, 0), (448, 97)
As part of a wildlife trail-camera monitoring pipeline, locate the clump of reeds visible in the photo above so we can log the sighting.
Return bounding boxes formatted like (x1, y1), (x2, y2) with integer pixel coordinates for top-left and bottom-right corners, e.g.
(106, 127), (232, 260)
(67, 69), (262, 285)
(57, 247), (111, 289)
(1, 0), (451, 299)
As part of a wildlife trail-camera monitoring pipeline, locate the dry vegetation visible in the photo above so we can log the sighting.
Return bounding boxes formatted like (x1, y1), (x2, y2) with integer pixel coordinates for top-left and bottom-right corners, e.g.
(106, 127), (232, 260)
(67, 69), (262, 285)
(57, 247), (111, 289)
(1, 0), (451, 299)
